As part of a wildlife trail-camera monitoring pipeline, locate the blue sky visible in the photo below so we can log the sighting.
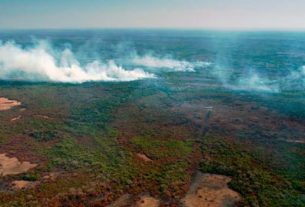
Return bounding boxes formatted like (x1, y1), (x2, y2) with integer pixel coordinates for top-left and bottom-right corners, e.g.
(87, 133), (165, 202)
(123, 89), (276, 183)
(0, 0), (305, 29)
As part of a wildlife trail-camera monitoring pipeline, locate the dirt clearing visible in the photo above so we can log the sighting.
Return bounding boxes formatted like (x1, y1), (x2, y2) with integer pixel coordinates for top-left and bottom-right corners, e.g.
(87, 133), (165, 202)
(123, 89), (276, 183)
(0, 154), (37, 176)
(181, 172), (241, 207)
(0, 97), (21, 111)
(11, 180), (38, 190)
(135, 196), (160, 207)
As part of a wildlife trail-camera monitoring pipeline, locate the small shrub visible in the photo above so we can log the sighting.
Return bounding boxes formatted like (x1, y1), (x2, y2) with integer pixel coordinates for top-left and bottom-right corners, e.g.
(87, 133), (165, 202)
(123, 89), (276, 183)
(21, 173), (39, 181)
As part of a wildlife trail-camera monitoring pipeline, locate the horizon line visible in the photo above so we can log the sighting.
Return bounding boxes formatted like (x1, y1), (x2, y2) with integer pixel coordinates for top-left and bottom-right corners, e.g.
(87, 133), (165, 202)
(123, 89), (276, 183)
(1, 26), (305, 32)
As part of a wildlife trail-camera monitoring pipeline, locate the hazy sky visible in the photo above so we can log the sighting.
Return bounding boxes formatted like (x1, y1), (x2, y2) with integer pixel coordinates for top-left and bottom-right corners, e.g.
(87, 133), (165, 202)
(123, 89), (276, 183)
(1, 0), (305, 29)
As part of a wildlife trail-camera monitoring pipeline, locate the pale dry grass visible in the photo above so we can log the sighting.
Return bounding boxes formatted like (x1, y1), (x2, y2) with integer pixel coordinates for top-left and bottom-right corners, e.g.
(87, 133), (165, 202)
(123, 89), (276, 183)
(182, 173), (241, 207)
(0, 154), (37, 176)
(0, 97), (21, 111)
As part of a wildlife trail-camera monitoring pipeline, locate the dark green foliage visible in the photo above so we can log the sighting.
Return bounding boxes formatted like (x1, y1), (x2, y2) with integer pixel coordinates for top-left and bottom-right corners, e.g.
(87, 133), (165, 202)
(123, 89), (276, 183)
(28, 130), (59, 142)
(131, 136), (193, 159)
(21, 173), (39, 181)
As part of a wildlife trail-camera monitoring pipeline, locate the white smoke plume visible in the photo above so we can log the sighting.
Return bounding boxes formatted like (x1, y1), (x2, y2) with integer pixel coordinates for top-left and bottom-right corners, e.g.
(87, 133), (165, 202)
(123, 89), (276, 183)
(210, 65), (279, 93)
(132, 54), (211, 71)
(0, 41), (155, 83)
(235, 73), (279, 93)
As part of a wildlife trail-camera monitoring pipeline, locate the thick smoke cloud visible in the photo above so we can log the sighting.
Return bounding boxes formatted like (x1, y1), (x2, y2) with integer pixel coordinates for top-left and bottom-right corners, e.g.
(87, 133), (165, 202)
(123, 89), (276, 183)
(0, 40), (211, 83)
(0, 41), (154, 83)
(1, 39), (302, 94)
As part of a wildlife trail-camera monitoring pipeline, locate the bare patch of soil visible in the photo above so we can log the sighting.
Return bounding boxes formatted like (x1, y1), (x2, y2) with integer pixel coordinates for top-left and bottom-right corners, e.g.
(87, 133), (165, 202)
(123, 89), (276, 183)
(0, 97), (21, 111)
(136, 153), (152, 162)
(11, 180), (38, 190)
(43, 172), (59, 181)
(107, 194), (132, 207)
(10, 115), (21, 122)
(34, 115), (51, 119)
(0, 154), (37, 176)
(135, 196), (160, 207)
(181, 172), (241, 207)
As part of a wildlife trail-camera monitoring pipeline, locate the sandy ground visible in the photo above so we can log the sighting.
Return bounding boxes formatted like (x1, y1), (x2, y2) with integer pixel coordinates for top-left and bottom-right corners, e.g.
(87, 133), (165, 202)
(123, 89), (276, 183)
(135, 196), (160, 207)
(107, 194), (160, 207)
(43, 172), (59, 181)
(11, 180), (38, 190)
(107, 194), (132, 207)
(10, 115), (21, 122)
(0, 154), (37, 176)
(136, 153), (152, 162)
(181, 172), (241, 207)
(34, 115), (51, 119)
(0, 97), (21, 111)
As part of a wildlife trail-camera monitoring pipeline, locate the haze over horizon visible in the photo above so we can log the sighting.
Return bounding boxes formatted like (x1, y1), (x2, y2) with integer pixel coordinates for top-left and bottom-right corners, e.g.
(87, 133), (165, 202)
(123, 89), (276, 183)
(1, 0), (305, 30)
